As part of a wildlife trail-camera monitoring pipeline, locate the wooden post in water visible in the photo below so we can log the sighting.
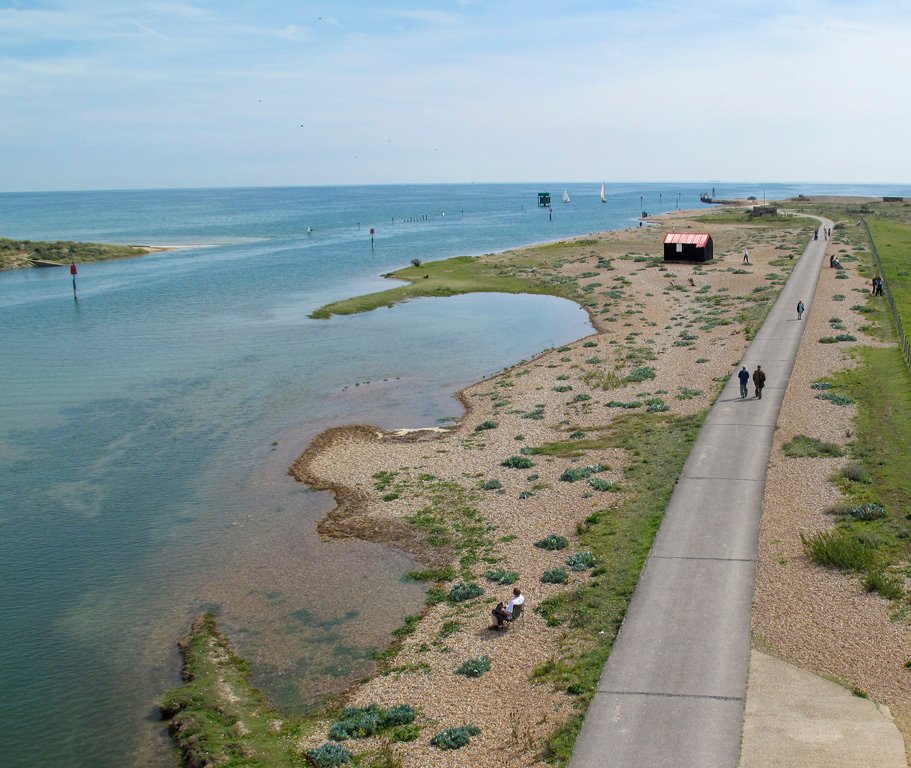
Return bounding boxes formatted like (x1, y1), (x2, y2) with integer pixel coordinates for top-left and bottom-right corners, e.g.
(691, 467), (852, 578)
(370, 227), (375, 250)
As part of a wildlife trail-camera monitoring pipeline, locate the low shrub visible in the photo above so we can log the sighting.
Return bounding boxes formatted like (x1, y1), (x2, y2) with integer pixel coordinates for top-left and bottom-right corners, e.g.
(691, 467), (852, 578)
(430, 724), (481, 750)
(448, 582), (484, 602)
(329, 705), (383, 740)
(582, 341), (598, 348)
(850, 503), (887, 521)
(566, 551), (596, 571)
(480, 479), (503, 491)
(455, 656), (491, 678)
(569, 430), (586, 439)
(646, 398), (670, 413)
(815, 392), (853, 406)
(535, 534), (569, 550)
(588, 477), (621, 492)
(782, 435), (845, 458)
(521, 405), (546, 420)
(485, 568), (519, 585)
(542, 567), (569, 584)
(851, 304), (874, 313)
(383, 705), (417, 727)
(676, 387), (704, 400)
(811, 381), (834, 390)
(501, 456), (534, 469)
(552, 385), (573, 392)
(560, 464), (608, 482)
(841, 462), (871, 484)
(864, 569), (904, 600)
(391, 724), (421, 742)
(606, 400), (642, 409)
(572, 393), (592, 402)
(625, 366), (656, 382)
(308, 743), (353, 766)
(474, 420), (499, 431)
(802, 530), (877, 571)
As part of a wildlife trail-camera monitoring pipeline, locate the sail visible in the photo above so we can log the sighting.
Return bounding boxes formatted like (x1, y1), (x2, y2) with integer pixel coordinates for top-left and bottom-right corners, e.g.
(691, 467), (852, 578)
(600, 183), (607, 203)
(562, 189), (571, 203)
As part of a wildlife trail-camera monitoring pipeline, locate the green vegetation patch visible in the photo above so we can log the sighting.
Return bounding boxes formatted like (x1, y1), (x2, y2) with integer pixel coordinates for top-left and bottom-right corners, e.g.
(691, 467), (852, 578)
(625, 366), (656, 382)
(535, 534), (569, 550)
(1, 237), (147, 270)
(455, 655), (491, 678)
(502, 455), (535, 469)
(160, 614), (319, 768)
(448, 582), (484, 602)
(782, 435), (845, 458)
(542, 567), (569, 584)
(484, 568), (520, 585)
(430, 724), (481, 750)
(329, 703), (416, 741)
(309, 239), (602, 318)
(560, 464), (608, 482)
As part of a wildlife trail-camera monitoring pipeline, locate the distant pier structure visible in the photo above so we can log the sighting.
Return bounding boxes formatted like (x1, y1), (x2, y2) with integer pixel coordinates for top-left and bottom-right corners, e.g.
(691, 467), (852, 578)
(537, 192), (551, 207)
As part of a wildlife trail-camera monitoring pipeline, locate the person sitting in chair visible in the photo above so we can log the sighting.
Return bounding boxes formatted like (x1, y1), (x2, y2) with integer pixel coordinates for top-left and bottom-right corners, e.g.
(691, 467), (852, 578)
(490, 587), (524, 629)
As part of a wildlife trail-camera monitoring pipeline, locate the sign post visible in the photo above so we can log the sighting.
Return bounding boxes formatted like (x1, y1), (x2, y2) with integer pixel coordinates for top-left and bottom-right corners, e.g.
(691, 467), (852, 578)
(68, 247), (78, 302)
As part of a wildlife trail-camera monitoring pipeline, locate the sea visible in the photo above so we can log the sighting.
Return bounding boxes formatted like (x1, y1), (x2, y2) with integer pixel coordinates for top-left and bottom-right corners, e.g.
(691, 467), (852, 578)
(0, 182), (907, 768)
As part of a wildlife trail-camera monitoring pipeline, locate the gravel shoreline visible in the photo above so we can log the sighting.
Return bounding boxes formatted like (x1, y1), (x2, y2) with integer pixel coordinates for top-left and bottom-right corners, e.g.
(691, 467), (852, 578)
(289, 209), (849, 765)
(752, 224), (911, 760)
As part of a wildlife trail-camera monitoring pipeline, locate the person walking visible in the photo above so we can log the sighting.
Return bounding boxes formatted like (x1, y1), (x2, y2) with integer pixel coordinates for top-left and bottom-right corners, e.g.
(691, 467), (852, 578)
(737, 366), (750, 398)
(752, 365), (766, 399)
(797, 300), (805, 320)
(742, 249), (750, 264)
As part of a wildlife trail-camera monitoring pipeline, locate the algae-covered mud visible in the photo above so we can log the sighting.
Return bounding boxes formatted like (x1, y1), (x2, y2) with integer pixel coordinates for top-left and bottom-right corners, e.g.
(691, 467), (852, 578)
(166, 205), (823, 767)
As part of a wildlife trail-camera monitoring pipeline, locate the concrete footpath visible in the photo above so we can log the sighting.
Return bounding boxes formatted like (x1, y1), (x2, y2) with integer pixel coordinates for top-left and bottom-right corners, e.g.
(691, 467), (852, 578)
(568, 219), (833, 768)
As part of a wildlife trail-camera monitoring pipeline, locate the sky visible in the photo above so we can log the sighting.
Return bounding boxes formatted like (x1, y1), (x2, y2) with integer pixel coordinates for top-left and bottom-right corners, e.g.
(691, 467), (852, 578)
(2, 0), (910, 191)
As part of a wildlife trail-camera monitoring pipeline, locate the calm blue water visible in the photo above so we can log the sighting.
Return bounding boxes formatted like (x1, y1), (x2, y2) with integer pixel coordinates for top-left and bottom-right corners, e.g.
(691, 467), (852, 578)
(0, 182), (907, 768)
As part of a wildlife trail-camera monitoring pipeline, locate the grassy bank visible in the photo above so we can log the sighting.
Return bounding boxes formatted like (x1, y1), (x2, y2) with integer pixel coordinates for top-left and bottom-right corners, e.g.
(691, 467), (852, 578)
(0, 237), (148, 270)
(160, 614), (319, 767)
(309, 247), (590, 319)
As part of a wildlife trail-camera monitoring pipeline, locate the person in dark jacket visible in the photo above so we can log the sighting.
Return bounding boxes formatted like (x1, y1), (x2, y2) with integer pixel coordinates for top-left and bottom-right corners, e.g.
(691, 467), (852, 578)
(752, 366), (766, 399)
(797, 300), (805, 320)
(737, 366), (750, 398)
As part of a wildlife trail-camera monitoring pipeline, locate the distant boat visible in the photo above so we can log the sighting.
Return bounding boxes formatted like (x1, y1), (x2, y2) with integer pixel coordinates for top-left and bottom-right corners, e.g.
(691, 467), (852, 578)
(29, 259), (65, 268)
(562, 189), (571, 204)
(600, 183), (607, 204)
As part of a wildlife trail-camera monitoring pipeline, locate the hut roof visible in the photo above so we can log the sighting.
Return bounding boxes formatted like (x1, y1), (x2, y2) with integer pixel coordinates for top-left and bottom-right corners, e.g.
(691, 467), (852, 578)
(664, 232), (711, 247)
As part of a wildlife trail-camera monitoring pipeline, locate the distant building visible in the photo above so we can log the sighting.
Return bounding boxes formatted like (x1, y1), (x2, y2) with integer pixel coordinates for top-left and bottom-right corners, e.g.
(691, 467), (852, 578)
(663, 232), (713, 263)
(883, 196), (904, 202)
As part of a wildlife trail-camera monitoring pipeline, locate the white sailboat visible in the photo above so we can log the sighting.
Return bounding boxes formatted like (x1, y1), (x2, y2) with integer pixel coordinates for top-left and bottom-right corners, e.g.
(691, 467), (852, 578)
(599, 182), (607, 204)
(562, 189), (571, 203)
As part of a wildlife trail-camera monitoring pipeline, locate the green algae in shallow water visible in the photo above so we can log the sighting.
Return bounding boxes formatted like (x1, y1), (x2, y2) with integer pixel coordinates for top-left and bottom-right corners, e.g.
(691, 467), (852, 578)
(160, 613), (318, 767)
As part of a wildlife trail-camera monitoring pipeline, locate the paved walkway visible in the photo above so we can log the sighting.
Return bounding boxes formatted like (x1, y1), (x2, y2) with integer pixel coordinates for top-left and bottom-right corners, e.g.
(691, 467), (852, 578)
(568, 219), (833, 768)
